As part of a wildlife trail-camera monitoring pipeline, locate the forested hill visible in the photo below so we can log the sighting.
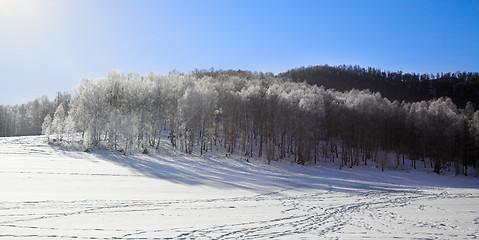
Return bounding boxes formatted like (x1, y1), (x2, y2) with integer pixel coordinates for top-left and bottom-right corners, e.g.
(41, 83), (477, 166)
(278, 65), (479, 109)
(2, 67), (479, 176)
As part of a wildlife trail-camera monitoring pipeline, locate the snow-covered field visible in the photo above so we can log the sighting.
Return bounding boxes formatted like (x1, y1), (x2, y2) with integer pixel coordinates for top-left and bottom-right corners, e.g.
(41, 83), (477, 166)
(0, 136), (478, 239)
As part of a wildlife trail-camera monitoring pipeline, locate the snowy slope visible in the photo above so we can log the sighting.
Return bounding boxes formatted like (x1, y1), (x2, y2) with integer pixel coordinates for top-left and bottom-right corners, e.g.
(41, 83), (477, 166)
(0, 136), (478, 239)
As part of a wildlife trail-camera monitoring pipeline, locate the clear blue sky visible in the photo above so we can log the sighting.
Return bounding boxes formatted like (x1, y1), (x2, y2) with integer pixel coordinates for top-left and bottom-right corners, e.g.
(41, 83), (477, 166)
(1, 0), (478, 105)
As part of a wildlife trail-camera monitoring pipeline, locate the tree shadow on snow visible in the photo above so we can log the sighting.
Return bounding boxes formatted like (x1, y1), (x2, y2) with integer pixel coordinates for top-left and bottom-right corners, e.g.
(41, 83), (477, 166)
(90, 150), (479, 194)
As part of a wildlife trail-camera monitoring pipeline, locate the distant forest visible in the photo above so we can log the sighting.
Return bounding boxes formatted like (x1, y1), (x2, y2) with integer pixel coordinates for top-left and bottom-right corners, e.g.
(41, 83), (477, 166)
(280, 65), (479, 109)
(1, 65), (478, 176)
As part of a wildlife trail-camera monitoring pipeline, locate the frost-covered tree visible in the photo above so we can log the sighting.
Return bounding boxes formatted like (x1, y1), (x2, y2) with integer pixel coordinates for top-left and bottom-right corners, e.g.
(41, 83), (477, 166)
(51, 102), (66, 140)
(107, 109), (122, 150)
(69, 77), (109, 146)
(41, 114), (52, 142)
(64, 114), (76, 142)
(120, 113), (139, 154)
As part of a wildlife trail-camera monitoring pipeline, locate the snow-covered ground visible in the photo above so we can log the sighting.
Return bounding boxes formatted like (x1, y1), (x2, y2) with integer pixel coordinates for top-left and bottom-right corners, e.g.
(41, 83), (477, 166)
(0, 136), (478, 239)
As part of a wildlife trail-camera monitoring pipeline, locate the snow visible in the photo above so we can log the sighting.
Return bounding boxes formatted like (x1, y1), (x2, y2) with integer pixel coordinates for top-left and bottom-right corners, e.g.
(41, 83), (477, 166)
(0, 136), (478, 239)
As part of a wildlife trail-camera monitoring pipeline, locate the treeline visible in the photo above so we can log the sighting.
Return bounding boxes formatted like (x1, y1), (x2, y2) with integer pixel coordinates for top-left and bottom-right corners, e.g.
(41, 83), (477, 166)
(41, 70), (479, 176)
(279, 65), (479, 109)
(0, 93), (70, 137)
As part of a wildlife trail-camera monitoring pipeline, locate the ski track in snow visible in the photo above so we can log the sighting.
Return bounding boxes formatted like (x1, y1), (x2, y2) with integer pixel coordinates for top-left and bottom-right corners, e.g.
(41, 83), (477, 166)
(0, 136), (478, 239)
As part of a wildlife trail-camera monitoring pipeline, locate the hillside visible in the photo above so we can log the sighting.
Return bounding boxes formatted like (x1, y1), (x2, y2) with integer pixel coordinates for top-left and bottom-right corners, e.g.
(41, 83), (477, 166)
(279, 65), (479, 109)
(0, 135), (478, 238)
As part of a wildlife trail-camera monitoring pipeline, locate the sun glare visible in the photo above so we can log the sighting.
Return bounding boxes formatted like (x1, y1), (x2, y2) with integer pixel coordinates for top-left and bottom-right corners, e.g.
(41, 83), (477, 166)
(0, 0), (54, 19)
(0, 0), (13, 15)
